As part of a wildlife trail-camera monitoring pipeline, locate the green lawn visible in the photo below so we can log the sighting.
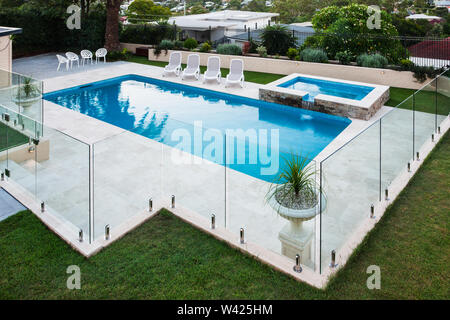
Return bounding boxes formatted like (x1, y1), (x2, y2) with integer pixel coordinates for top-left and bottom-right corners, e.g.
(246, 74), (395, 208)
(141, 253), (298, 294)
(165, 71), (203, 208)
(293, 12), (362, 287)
(127, 55), (285, 85)
(0, 132), (448, 299)
(0, 122), (29, 152)
(386, 87), (450, 115)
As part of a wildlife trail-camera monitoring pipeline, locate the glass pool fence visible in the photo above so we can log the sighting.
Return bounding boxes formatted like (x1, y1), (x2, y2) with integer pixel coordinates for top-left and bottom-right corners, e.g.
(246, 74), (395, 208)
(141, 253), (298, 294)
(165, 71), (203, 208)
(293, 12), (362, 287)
(0, 69), (448, 275)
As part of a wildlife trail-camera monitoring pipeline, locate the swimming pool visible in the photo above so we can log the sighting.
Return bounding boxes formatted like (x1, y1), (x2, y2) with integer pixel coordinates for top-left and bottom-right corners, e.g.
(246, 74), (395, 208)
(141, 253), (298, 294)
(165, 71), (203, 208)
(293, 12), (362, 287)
(45, 75), (351, 182)
(278, 76), (375, 102)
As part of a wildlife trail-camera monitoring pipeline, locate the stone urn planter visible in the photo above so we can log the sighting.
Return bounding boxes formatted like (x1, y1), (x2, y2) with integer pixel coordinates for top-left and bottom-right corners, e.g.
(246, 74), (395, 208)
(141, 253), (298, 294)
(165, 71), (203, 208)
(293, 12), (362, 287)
(12, 95), (41, 108)
(265, 155), (325, 267)
(12, 78), (41, 109)
(268, 187), (326, 264)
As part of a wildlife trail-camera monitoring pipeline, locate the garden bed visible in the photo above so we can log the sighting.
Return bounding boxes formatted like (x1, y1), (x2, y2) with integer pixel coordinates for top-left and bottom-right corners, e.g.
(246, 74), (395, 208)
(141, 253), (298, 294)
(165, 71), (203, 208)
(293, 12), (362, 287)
(121, 43), (429, 90)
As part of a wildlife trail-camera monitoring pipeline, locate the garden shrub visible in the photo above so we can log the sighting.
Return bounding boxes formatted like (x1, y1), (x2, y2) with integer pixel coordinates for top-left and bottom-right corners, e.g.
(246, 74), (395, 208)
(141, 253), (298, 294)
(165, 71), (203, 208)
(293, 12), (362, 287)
(120, 23), (175, 45)
(159, 39), (174, 51)
(335, 51), (353, 65)
(356, 53), (388, 68)
(248, 39), (259, 54)
(261, 25), (295, 55)
(286, 48), (298, 60)
(310, 4), (407, 64)
(410, 65), (445, 83)
(300, 48), (328, 63)
(200, 42), (212, 53)
(183, 38), (198, 50)
(216, 44), (242, 56)
(107, 48), (132, 61)
(399, 59), (415, 71)
(256, 46), (267, 57)
(174, 40), (184, 49)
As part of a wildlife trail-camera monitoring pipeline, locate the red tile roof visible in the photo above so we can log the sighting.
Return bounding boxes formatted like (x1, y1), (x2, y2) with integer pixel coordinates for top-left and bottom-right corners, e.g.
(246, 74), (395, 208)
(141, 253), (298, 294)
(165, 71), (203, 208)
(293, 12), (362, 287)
(408, 37), (450, 60)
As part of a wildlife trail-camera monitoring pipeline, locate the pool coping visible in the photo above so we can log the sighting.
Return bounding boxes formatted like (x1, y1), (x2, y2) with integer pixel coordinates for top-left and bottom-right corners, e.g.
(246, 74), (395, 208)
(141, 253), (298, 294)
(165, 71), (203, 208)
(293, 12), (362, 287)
(259, 73), (390, 120)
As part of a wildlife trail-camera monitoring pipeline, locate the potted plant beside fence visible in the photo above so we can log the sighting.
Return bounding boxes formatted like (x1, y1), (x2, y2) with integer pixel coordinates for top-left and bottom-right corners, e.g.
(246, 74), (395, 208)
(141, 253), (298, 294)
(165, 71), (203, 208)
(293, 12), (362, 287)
(13, 76), (41, 108)
(266, 154), (326, 265)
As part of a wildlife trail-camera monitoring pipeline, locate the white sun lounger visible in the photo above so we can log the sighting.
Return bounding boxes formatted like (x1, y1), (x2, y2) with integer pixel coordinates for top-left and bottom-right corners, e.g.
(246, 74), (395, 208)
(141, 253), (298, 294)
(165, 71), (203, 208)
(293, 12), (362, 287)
(163, 51), (182, 77)
(182, 54), (200, 80)
(203, 56), (221, 84)
(225, 59), (244, 88)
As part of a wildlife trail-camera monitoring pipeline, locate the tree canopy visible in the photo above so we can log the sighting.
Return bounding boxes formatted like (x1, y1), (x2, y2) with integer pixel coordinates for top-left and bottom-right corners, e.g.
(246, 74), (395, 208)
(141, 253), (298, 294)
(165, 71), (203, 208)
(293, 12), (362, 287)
(126, 0), (171, 23)
(306, 4), (407, 62)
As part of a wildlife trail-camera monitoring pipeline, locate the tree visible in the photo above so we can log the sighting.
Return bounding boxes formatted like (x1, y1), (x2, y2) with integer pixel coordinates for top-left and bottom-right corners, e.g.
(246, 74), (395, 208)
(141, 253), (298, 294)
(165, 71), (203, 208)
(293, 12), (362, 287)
(228, 0), (241, 10)
(243, 0), (268, 12)
(126, 0), (171, 23)
(272, 0), (325, 23)
(307, 4), (406, 63)
(261, 24), (296, 55)
(189, 4), (208, 15)
(104, 0), (123, 51)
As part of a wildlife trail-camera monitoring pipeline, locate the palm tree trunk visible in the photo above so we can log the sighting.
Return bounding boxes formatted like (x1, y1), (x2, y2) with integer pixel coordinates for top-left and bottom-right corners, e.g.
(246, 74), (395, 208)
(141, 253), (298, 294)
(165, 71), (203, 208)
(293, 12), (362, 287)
(104, 0), (123, 51)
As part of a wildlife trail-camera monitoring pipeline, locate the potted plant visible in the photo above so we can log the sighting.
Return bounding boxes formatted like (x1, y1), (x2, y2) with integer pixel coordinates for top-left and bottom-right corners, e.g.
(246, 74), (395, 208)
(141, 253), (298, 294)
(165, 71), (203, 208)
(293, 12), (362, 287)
(266, 154), (326, 262)
(13, 76), (41, 108)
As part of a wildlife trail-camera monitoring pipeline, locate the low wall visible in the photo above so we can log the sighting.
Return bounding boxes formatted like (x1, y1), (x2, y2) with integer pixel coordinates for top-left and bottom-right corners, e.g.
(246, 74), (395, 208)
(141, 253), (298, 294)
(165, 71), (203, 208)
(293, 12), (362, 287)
(0, 139), (49, 164)
(124, 44), (426, 90)
(120, 43), (148, 54)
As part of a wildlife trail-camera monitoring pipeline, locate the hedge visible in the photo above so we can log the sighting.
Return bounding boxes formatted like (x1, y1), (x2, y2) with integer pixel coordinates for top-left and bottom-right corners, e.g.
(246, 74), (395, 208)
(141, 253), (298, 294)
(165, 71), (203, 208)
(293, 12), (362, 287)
(0, 8), (106, 57)
(119, 23), (177, 45)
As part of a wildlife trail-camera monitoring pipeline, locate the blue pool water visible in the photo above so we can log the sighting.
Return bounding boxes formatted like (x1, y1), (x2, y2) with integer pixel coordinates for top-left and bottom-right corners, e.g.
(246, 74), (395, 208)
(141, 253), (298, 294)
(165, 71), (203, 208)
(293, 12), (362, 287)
(45, 75), (351, 182)
(279, 76), (375, 102)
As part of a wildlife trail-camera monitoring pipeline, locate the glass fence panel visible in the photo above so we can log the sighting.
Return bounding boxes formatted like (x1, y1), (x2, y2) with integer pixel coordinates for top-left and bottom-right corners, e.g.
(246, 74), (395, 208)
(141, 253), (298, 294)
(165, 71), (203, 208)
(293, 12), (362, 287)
(0, 70), (21, 113)
(36, 125), (90, 242)
(93, 130), (163, 241)
(162, 118), (226, 227)
(0, 107), (38, 198)
(436, 73), (450, 129)
(0, 104), (39, 138)
(414, 82), (437, 152)
(320, 121), (380, 272)
(225, 129), (318, 270)
(381, 98), (414, 193)
(0, 70), (43, 125)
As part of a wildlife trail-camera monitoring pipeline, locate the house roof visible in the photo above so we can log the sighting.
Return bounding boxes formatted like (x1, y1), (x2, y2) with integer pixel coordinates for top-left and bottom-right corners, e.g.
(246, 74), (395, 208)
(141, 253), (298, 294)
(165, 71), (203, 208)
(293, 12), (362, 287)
(182, 10), (279, 22)
(168, 10), (279, 31)
(167, 19), (238, 31)
(0, 27), (22, 37)
(405, 14), (443, 21)
(408, 37), (450, 60)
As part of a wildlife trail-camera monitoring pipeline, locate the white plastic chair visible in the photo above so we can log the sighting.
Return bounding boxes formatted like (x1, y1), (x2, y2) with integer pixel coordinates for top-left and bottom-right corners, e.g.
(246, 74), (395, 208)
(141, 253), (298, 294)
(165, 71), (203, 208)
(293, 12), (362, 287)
(65, 52), (80, 68)
(80, 50), (93, 66)
(181, 54), (200, 80)
(56, 54), (69, 71)
(163, 51), (182, 77)
(203, 56), (221, 84)
(225, 59), (244, 88)
(95, 48), (107, 63)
